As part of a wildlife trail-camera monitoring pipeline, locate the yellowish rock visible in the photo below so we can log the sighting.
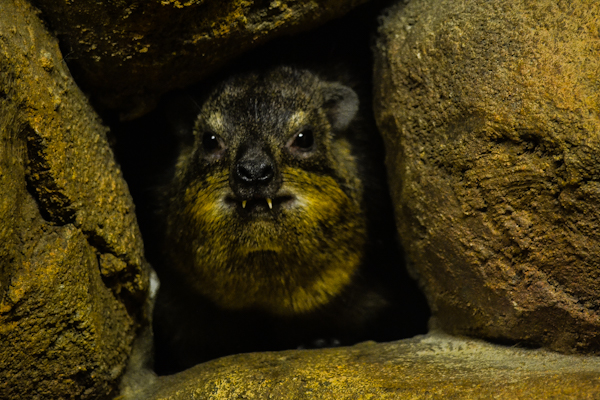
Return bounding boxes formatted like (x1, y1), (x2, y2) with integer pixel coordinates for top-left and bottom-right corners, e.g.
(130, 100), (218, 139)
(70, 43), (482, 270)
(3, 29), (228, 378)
(0, 0), (150, 398)
(131, 332), (600, 399)
(32, 0), (370, 117)
(374, 0), (600, 354)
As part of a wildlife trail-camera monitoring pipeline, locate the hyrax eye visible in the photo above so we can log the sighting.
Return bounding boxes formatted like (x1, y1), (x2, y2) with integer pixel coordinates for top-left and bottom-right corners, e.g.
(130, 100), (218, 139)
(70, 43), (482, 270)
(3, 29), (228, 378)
(290, 128), (315, 152)
(201, 131), (224, 154)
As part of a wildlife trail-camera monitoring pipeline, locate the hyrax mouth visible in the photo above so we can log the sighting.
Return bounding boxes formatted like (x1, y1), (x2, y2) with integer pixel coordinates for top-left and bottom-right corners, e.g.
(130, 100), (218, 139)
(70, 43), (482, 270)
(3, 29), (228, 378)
(225, 195), (295, 214)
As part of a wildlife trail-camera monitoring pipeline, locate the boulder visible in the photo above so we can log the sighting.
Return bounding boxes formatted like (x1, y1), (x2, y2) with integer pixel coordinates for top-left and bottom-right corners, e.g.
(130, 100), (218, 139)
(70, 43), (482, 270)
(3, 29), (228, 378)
(0, 0), (151, 398)
(31, 0), (370, 118)
(374, 0), (600, 353)
(130, 332), (600, 400)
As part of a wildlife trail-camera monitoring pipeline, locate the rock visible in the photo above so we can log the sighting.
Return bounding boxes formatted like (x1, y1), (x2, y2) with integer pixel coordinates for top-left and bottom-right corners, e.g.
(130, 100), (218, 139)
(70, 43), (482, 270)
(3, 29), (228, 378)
(130, 332), (600, 399)
(374, 0), (600, 353)
(31, 0), (370, 118)
(0, 0), (151, 398)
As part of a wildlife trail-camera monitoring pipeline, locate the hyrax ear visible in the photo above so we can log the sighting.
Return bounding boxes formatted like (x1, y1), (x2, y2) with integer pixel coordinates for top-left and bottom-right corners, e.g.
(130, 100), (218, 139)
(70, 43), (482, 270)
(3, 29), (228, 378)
(321, 83), (359, 131)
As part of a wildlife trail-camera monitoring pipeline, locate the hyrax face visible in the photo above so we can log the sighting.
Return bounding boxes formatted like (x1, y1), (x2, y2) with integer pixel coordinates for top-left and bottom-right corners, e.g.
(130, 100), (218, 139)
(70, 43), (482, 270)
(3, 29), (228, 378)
(164, 67), (367, 315)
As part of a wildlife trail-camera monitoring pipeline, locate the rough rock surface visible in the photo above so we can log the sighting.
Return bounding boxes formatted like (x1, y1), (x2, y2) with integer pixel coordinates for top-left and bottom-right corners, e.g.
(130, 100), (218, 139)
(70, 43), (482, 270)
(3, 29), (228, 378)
(0, 0), (150, 398)
(30, 0), (369, 118)
(374, 0), (600, 354)
(128, 332), (600, 399)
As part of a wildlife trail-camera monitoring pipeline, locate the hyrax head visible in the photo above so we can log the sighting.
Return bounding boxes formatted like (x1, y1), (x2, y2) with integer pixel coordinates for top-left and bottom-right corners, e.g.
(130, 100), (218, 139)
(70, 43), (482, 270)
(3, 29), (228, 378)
(165, 66), (368, 315)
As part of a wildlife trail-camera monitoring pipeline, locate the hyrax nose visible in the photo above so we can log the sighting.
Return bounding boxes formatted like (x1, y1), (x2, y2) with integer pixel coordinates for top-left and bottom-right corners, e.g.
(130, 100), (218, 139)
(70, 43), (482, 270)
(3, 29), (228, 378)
(236, 159), (274, 184)
(231, 144), (279, 198)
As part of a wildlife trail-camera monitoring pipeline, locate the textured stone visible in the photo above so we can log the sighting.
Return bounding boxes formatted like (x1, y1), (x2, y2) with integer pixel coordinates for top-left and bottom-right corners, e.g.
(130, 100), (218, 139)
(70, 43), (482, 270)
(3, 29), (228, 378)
(0, 0), (150, 398)
(374, 0), (600, 353)
(129, 332), (600, 399)
(30, 0), (370, 118)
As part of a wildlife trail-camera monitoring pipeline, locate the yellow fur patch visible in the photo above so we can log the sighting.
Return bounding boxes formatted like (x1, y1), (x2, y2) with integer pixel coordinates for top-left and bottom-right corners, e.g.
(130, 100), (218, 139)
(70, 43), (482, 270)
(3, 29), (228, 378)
(169, 166), (367, 315)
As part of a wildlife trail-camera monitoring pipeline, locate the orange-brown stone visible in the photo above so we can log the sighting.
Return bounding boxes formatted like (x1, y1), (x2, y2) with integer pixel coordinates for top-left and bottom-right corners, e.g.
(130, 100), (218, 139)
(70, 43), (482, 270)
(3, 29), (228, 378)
(374, 0), (600, 353)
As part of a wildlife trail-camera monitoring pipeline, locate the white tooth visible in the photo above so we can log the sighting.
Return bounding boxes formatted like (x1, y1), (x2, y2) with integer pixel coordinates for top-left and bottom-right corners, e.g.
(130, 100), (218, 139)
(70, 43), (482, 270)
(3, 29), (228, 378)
(242, 200), (247, 209)
(267, 198), (273, 210)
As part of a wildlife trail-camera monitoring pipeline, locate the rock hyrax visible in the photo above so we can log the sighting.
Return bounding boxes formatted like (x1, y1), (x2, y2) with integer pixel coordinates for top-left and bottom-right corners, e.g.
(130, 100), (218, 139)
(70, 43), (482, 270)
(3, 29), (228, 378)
(153, 66), (425, 374)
